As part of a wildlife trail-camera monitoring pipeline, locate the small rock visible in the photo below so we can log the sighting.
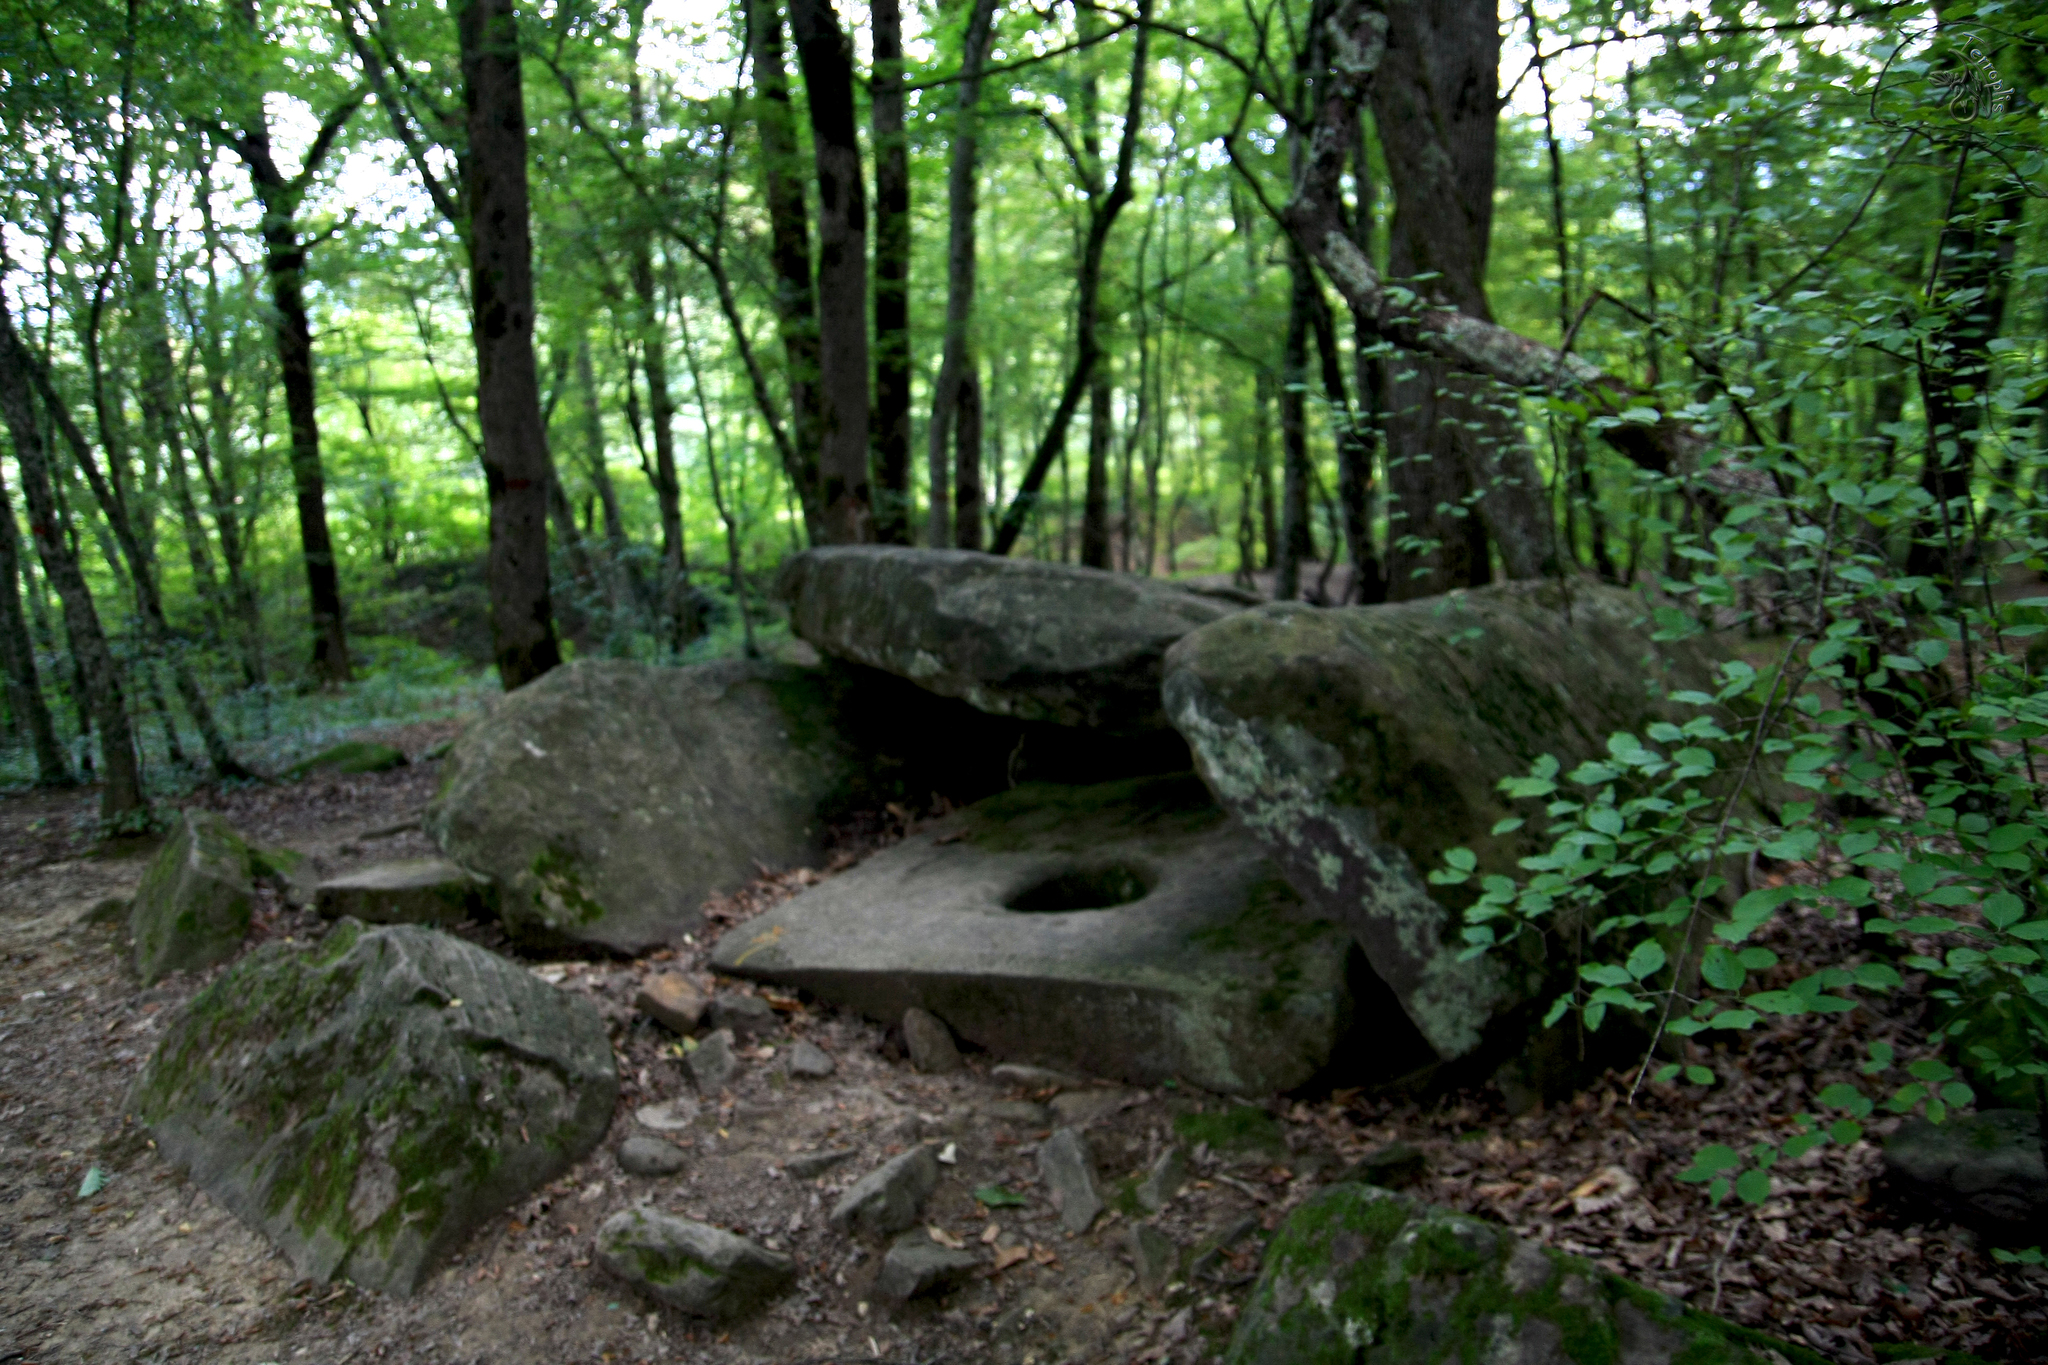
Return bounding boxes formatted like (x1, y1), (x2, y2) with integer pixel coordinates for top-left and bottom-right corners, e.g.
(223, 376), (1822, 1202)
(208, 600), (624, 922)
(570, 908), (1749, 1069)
(1049, 1088), (1135, 1128)
(831, 1146), (941, 1239)
(635, 974), (709, 1033)
(1883, 1109), (2048, 1232)
(635, 1097), (700, 1133)
(784, 1040), (836, 1078)
(708, 993), (779, 1041)
(1136, 1146), (1187, 1213)
(618, 1136), (688, 1177)
(979, 1099), (1052, 1126)
(902, 1007), (963, 1074)
(787, 1147), (856, 1180)
(689, 1029), (739, 1093)
(876, 1230), (980, 1304)
(991, 1063), (1086, 1092)
(595, 1207), (795, 1320)
(1128, 1223), (1178, 1293)
(1037, 1127), (1103, 1234)
(1335, 1141), (1427, 1191)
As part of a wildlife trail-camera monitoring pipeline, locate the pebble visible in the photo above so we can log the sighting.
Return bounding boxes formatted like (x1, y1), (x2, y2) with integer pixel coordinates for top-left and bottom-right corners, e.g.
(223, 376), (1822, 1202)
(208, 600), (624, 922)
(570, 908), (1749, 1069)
(634, 973), (709, 1033)
(784, 1039), (837, 1078)
(1037, 1127), (1103, 1234)
(831, 1145), (941, 1239)
(634, 1097), (701, 1133)
(875, 1230), (980, 1303)
(902, 1007), (962, 1074)
(689, 1029), (740, 1093)
(617, 1135), (688, 1177)
(708, 993), (779, 1042)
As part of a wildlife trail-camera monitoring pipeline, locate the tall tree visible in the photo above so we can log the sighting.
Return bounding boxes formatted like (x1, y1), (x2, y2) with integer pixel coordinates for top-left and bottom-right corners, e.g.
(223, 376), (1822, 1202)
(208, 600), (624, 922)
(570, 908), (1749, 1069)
(0, 470), (68, 787)
(869, 0), (912, 544)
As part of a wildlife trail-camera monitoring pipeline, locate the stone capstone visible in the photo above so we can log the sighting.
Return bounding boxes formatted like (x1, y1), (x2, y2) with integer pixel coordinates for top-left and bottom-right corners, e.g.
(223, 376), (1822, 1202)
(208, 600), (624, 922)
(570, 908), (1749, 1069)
(776, 545), (1238, 733)
(1225, 1184), (1825, 1365)
(131, 921), (617, 1295)
(712, 774), (1358, 1095)
(1883, 1109), (2048, 1234)
(594, 1208), (796, 1320)
(831, 1146), (941, 1239)
(129, 809), (256, 986)
(1038, 1127), (1103, 1234)
(424, 659), (866, 952)
(618, 1136), (689, 1177)
(314, 857), (497, 926)
(902, 1007), (963, 1074)
(286, 740), (408, 778)
(876, 1230), (982, 1303)
(1163, 579), (1721, 1063)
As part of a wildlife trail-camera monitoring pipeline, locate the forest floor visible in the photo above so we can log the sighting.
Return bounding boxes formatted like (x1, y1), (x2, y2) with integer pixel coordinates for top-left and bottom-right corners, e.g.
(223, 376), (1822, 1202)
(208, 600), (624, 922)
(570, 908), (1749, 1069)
(1, 724), (2044, 1365)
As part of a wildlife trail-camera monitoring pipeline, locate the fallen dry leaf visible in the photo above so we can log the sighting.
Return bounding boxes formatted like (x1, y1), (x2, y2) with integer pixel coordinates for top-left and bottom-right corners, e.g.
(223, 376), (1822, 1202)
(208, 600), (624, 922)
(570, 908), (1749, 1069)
(927, 1224), (966, 1250)
(992, 1245), (1030, 1272)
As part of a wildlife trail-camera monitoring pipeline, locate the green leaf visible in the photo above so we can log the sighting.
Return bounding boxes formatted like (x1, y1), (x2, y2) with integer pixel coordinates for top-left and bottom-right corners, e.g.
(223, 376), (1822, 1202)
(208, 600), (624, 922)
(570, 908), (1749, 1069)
(1734, 1168), (1774, 1205)
(1491, 817), (1525, 836)
(1907, 1058), (1954, 1083)
(1626, 940), (1668, 982)
(1654, 1063), (1682, 1084)
(1445, 847), (1477, 872)
(1679, 1144), (1742, 1181)
(1853, 963), (1903, 990)
(1708, 1009), (1760, 1030)
(1700, 945), (1746, 992)
(1986, 824), (2038, 854)
(1829, 1118), (1865, 1145)
(975, 1185), (1029, 1208)
(1581, 963), (1633, 988)
(2007, 921), (2048, 941)
(1823, 876), (1873, 905)
(76, 1166), (108, 1200)
(1685, 1065), (1715, 1086)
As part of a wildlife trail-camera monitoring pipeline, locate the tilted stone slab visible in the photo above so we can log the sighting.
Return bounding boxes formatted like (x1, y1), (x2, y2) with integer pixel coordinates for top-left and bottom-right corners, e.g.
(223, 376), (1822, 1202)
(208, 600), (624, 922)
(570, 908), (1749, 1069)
(776, 545), (1238, 732)
(315, 857), (498, 926)
(132, 921), (617, 1296)
(1163, 580), (1718, 1063)
(130, 809), (256, 985)
(1226, 1184), (1826, 1365)
(425, 658), (864, 952)
(711, 775), (1358, 1095)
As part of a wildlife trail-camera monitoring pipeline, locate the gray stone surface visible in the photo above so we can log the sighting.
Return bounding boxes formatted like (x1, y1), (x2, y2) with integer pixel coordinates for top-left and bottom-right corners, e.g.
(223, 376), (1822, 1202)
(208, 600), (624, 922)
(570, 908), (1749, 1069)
(286, 740), (407, 777)
(129, 809), (256, 986)
(131, 921), (617, 1295)
(1884, 1109), (2048, 1232)
(980, 1100), (1051, 1126)
(787, 1148), (856, 1180)
(903, 1007), (963, 1073)
(713, 774), (1354, 1095)
(618, 1136), (688, 1177)
(1050, 1088), (1136, 1128)
(708, 993), (779, 1041)
(1224, 1184), (1822, 1365)
(876, 1231), (981, 1303)
(688, 1030), (739, 1093)
(595, 1208), (795, 1321)
(634, 973), (709, 1032)
(1334, 1140), (1427, 1190)
(314, 857), (497, 926)
(1129, 1223), (1178, 1293)
(634, 1097), (700, 1134)
(784, 1040), (837, 1078)
(1037, 1127), (1102, 1235)
(1163, 579), (1723, 1063)
(424, 659), (866, 952)
(1136, 1147), (1187, 1213)
(830, 1146), (941, 1239)
(991, 1063), (1086, 1092)
(776, 545), (1238, 732)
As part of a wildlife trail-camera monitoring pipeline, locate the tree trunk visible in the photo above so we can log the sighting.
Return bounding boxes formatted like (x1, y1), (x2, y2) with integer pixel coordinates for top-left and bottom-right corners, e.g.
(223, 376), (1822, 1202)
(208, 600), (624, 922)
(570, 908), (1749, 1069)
(460, 0), (562, 689)
(790, 0), (874, 544)
(746, 0), (824, 540)
(870, 0), (912, 544)
(1308, 288), (1382, 603)
(575, 337), (647, 615)
(927, 0), (999, 550)
(1081, 363), (1113, 568)
(954, 367), (985, 548)
(1277, 244), (1315, 600)
(0, 469), (69, 785)
(0, 298), (141, 820)
(1255, 370), (1278, 569)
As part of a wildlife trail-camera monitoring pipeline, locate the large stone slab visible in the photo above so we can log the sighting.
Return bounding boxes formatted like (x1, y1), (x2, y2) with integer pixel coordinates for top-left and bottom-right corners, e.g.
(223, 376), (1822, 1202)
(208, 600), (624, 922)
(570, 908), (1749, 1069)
(1226, 1184), (1826, 1365)
(315, 857), (497, 926)
(424, 659), (865, 951)
(130, 809), (256, 985)
(711, 775), (1362, 1095)
(1162, 580), (1719, 1063)
(776, 546), (1238, 732)
(131, 921), (616, 1295)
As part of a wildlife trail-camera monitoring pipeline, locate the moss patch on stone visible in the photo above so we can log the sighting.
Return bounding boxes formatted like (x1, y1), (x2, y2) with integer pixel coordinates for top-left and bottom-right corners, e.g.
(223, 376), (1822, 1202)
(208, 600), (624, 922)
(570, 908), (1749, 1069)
(1174, 1104), (1285, 1157)
(286, 740), (408, 778)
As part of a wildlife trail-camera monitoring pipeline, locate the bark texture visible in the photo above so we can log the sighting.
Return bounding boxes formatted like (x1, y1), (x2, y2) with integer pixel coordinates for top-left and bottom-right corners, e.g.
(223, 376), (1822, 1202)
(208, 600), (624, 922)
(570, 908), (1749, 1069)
(870, 0), (913, 544)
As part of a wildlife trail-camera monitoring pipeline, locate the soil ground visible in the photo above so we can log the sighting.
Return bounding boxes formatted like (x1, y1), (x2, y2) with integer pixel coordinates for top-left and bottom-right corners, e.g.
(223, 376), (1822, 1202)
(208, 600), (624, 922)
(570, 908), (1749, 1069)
(2, 723), (2045, 1365)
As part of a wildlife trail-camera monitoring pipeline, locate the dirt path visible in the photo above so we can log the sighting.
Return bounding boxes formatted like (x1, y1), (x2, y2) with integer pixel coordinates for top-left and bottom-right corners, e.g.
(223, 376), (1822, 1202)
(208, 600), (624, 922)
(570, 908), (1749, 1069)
(1, 739), (2044, 1364)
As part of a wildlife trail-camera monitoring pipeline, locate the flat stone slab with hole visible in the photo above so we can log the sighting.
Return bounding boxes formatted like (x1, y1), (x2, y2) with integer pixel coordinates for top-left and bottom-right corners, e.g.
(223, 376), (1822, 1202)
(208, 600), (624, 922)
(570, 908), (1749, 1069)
(710, 774), (1362, 1095)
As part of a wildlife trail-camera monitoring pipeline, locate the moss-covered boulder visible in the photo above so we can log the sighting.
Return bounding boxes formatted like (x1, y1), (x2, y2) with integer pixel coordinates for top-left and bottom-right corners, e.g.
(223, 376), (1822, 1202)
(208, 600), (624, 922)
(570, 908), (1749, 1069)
(424, 659), (865, 952)
(129, 809), (257, 985)
(131, 921), (617, 1296)
(286, 740), (409, 778)
(1163, 580), (1718, 1063)
(1226, 1184), (1826, 1365)
(777, 545), (1239, 732)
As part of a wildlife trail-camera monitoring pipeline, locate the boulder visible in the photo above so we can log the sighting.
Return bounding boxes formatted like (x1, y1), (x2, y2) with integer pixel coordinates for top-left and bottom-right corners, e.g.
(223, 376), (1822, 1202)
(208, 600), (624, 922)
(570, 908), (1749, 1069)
(777, 545), (1238, 733)
(314, 857), (497, 926)
(1883, 1109), (2048, 1235)
(286, 739), (408, 777)
(424, 659), (866, 952)
(131, 921), (617, 1295)
(1226, 1184), (1825, 1365)
(1163, 579), (1719, 1063)
(130, 809), (256, 985)
(712, 774), (1362, 1095)
(595, 1208), (796, 1321)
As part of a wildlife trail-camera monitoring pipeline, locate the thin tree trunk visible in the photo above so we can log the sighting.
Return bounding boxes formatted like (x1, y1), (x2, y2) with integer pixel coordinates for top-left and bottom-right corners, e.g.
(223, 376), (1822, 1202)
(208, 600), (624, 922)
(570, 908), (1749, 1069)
(678, 306), (757, 657)
(460, 0), (562, 689)
(0, 296), (142, 820)
(0, 470), (68, 785)
(927, 0), (999, 550)
(870, 0), (912, 543)
(790, 0), (873, 544)
(1255, 371), (1278, 569)
(575, 337), (646, 616)
(1082, 363), (1113, 568)
(1277, 243), (1315, 601)
(954, 367), (984, 548)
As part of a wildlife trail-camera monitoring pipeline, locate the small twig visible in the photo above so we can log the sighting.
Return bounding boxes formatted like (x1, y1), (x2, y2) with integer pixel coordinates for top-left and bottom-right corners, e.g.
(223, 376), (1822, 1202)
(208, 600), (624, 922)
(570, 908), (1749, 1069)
(1708, 1215), (1747, 1314)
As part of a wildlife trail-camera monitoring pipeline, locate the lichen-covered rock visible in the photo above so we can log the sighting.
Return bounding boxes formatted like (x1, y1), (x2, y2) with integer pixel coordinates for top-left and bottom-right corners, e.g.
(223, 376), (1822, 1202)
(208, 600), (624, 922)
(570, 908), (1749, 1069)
(595, 1208), (795, 1320)
(777, 545), (1237, 732)
(286, 739), (408, 777)
(131, 921), (617, 1296)
(424, 659), (864, 952)
(1226, 1184), (1826, 1365)
(1163, 580), (1719, 1062)
(129, 809), (256, 985)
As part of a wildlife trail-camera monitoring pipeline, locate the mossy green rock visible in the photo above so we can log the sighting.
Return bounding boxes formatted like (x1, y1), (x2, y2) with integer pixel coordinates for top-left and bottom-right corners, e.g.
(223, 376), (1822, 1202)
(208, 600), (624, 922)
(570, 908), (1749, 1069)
(424, 659), (863, 952)
(1163, 580), (1718, 1062)
(777, 545), (1238, 732)
(1226, 1185), (1826, 1365)
(595, 1207), (796, 1320)
(131, 921), (617, 1296)
(129, 809), (256, 985)
(287, 740), (408, 777)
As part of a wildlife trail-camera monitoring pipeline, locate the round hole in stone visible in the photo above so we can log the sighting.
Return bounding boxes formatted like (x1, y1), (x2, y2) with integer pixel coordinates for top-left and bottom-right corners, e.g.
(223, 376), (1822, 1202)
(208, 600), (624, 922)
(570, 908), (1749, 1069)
(1004, 862), (1155, 913)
